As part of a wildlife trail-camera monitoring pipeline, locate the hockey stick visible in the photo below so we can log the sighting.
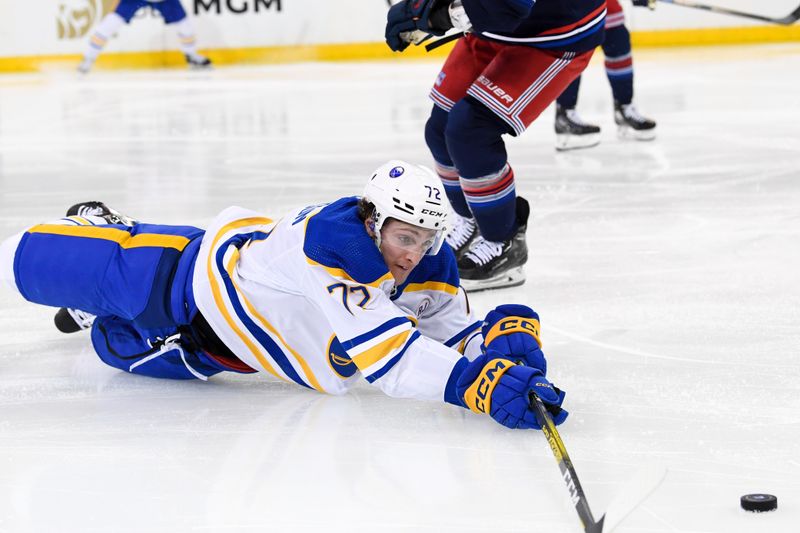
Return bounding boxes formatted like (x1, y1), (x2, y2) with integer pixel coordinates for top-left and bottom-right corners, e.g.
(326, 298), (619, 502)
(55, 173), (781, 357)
(529, 393), (666, 533)
(425, 31), (464, 51)
(530, 393), (604, 533)
(399, 30), (464, 51)
(658, 0), (800, 25)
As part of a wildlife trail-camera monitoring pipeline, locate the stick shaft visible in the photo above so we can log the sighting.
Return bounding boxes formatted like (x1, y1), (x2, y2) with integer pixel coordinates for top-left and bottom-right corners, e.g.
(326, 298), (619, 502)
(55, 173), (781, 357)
(530, 393), (604, 533)
(658, 0), (800, 25)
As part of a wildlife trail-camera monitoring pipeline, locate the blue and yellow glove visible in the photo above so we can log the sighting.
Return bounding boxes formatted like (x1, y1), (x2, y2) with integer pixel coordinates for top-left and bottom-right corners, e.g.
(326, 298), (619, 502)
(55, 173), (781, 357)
(482, 304), (547, 374)
(456, 351), (568, 430)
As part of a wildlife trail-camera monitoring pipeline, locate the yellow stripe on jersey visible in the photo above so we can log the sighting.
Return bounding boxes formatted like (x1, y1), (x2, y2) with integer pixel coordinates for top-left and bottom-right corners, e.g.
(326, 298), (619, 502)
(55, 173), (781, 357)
(27, 224), (190, 251)
(403, 281), (459, 296)
(224, 250), (326, 393)
(352, 329), (411, 370)
(205, 217), (287, 381)
(305, 257), (394, 288)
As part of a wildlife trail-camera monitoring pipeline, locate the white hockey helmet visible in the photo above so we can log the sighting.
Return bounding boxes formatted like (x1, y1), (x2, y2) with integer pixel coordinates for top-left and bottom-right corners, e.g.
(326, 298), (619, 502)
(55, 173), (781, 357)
(363, 160), (452, 255)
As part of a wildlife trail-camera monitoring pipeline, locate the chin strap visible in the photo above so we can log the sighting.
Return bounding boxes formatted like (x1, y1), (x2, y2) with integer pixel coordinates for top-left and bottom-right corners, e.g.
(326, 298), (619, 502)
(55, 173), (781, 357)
(369, 219), (383, 250)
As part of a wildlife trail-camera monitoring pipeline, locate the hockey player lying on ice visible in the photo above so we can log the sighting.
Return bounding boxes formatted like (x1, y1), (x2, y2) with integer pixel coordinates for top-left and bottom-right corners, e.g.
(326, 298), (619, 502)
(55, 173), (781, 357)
(0, 161), (567, 430)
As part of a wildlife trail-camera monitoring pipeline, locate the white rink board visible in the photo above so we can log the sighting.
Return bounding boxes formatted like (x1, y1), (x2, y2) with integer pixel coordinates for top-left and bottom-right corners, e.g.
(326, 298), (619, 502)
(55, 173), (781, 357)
(1, 0), (799, 57)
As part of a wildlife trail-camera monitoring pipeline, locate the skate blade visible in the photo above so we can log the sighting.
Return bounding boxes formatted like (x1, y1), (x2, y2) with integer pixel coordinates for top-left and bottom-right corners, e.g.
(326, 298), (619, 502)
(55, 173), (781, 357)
(460, 267), (526, 292)
(616, 125), (656, 141)
(555, 132), (601, 151)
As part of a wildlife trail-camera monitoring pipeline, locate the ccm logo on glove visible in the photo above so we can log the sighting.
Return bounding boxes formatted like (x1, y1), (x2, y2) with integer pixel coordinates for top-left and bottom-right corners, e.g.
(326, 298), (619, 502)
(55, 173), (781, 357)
(484, 317), (541, 345)
(463, 358), (512, 414)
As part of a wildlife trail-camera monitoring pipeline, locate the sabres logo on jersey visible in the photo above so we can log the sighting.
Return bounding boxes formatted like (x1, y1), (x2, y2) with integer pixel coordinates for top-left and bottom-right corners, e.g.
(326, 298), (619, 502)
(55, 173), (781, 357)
(327, 335), (357, 379)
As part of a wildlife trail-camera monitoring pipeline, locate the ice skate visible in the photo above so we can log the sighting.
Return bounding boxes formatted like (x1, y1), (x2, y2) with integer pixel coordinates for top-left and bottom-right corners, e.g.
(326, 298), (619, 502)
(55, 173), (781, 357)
(445, 213), (478, 259)
(66, 201), (137, 226)
(185, 54), (212, 70)
(614, 101), (656, 141)
(54, 307), (96, 334)
(76, 57), (95, 75)
(555, 104), (601, 151)
(457, 197), (529, 292)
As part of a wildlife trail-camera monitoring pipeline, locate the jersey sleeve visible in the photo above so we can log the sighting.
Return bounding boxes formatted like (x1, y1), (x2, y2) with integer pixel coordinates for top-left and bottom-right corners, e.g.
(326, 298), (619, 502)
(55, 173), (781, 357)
(403, 285), (483, 360)
(304, 264), (467, 404)
(461, 0), (535, 33)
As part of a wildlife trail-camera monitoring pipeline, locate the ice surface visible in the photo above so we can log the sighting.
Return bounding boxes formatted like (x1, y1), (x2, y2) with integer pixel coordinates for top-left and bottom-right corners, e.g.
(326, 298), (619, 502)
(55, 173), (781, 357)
(0, 44), (798, 532)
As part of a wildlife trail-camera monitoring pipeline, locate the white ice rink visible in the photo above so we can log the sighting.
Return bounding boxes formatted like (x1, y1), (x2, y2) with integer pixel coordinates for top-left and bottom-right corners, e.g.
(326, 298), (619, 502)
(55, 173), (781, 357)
(0, 43), (799, 532)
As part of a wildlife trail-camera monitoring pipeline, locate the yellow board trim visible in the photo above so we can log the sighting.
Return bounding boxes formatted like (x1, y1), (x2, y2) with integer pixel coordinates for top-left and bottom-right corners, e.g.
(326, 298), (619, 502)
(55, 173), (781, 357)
(28, 224), (189, 251)
(352, 329), (411, 371)
(484, 317), (541, 347)
(2, 26), (800, 73)
(225, 249), (326, 394)
(403, 281), (459, 296)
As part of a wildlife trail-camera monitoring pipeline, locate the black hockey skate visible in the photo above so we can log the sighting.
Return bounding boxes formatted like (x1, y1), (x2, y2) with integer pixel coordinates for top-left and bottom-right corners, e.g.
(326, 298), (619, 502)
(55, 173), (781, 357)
(66, 201), (137, 226)
(54, 307), (96, 334)
(457, 197), (529, 292)
(185, 54), (212, 70)
(555, 104), (601, 151)
(445, 213), (478, 259)
(614, 101), (656, 141)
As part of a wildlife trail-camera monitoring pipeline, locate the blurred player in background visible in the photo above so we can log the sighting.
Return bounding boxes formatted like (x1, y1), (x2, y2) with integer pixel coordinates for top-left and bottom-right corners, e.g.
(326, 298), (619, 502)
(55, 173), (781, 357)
(385, 0), (605, 291)
(78, 0), (212, 73)
(555, 0), (657, 151)
(0, 161), (568, 431)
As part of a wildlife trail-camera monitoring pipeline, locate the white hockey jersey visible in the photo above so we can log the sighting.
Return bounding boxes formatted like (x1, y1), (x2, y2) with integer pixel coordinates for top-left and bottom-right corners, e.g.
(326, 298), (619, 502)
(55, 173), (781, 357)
(191, 198), (483, 403)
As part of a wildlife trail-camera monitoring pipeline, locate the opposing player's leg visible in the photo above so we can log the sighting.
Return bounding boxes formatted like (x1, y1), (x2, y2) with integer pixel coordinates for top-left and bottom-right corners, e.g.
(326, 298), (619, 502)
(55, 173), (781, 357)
(604, 0), (656, 140)
(77, 10), (128, 74)
(157, 1), (213, 69)
(424, 36), (496, 258)
(446, 44), (593, 291)
(554, 76), (601, 151)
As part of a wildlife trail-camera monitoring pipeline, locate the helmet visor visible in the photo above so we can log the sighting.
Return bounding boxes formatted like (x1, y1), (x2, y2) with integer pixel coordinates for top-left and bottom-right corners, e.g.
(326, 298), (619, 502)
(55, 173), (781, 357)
(379, 220), (446, 256)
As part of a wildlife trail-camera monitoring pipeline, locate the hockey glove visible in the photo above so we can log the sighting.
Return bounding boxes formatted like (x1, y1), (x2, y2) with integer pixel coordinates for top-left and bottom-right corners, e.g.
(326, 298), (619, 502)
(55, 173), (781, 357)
(482, 304), (547, 374)
(386, 0), (453, 52)
(456, 351), (568, 430)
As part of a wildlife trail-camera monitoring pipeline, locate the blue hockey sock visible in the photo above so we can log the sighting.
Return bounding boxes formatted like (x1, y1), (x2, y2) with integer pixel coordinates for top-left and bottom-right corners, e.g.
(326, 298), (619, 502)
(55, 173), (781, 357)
(603, 24), (634, 105)
(444, 97), (517, 241)
(425, 106), (472, 217)
(435, 162), (472, 218)
(460, 164), (517, 242)
(556, 75), (582, 109)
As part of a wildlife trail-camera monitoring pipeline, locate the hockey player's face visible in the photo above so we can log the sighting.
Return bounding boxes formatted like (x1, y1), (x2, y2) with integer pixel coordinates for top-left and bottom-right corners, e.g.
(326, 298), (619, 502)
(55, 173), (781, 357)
(376, 219), (436, 284)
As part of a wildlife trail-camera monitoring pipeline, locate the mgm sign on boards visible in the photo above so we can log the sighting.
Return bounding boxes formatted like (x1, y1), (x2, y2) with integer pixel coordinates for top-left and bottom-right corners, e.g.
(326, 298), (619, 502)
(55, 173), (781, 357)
(57, 0), (283, 39)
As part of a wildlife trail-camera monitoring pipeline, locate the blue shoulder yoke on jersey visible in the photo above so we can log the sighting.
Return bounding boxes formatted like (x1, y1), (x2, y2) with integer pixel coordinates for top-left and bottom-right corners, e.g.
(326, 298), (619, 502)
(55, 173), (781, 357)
(392, 243), (460, 300)
(303, 197), (392, 286)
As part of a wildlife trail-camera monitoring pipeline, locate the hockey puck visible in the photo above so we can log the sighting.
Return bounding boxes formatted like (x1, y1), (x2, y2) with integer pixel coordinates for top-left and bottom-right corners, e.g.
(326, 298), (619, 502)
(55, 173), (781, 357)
(740, 494), (777, 512)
